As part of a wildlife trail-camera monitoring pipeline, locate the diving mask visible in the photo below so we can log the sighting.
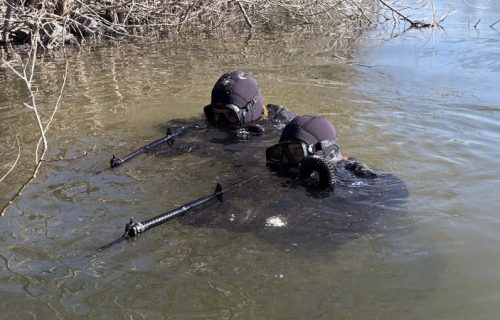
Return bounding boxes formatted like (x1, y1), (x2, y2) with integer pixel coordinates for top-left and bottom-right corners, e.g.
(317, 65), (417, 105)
(206, 104), (242, 126)
(266, 139), (340, 168)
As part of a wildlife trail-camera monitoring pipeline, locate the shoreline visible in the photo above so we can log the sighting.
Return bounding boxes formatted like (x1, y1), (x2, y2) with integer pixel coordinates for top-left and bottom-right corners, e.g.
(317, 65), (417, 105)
(0, 1), (381, 50)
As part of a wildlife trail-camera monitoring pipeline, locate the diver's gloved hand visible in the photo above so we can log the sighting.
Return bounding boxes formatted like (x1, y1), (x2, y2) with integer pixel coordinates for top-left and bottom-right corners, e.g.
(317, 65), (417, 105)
(298, 157), (336, 190)
(266, 104), (297, 124)
(344, 157), (377, 179)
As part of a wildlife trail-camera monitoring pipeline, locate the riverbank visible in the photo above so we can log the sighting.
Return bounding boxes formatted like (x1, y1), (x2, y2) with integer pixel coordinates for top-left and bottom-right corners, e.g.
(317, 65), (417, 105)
(0, 1), (377, 48)
(0, 0), (445, 51)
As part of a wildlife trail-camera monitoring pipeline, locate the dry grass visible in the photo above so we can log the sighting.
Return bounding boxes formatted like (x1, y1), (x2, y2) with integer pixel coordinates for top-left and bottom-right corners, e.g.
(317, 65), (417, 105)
(0, 1), (450, 51)
(0, 0), (383, 48)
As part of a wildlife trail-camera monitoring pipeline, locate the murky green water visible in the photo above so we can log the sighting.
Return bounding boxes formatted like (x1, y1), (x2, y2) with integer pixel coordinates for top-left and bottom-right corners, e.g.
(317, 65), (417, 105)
(1, 1), (499, 319)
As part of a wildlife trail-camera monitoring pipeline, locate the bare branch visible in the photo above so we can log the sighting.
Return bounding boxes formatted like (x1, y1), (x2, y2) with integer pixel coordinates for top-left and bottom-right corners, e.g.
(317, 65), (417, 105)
(0, 26), (70, 216)
(378, 0), (416, 25)
(36, 58), (69, 161)
(236, 1), (253, 29)
(2, 0), (14, 43)
(378, 0), (433, 28)
(350, 0), (372, 24)
(0, 136), (21, 183)
(474, 18), (481, 28)
(461, 0), (489, 10)
(1, 158), (43, 216)
(41, 147), (94, 163)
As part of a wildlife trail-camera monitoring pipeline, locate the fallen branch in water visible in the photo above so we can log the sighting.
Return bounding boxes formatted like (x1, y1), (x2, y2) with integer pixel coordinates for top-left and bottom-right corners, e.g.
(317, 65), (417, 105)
(491, 19), (500, 28)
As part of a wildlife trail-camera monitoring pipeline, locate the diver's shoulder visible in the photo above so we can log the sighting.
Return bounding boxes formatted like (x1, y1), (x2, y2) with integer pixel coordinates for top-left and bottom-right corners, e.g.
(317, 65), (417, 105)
(337, 157), (378, 179)
(336, 157), (409, 198)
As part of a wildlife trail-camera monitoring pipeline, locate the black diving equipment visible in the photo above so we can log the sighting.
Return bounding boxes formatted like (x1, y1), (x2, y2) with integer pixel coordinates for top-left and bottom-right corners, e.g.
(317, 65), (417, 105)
(266, 139), (339, 167)
(205, 104), (241, 126)
(204, 91), (260, 127)
(110, 127), (184, 168)
(98, 183), (223, 251)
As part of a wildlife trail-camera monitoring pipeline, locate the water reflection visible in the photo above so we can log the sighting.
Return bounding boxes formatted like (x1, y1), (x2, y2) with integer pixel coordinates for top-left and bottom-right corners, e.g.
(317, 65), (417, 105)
(355, 1), (500, 318)
(0, 35), (414, 317)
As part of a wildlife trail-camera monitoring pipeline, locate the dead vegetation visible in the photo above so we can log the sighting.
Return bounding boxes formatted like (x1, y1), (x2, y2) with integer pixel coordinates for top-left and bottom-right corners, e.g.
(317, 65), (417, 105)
(0, 0), (450, 50)
(0, 0), (372, 48)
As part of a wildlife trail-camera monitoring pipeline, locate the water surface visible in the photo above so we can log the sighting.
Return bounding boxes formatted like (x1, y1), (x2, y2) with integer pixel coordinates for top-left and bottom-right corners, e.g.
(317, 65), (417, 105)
(1, 1), (499, 319)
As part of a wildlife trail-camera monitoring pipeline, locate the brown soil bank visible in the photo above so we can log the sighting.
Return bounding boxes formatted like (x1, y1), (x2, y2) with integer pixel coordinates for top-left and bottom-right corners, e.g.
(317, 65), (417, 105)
(0, 0), (383, 49)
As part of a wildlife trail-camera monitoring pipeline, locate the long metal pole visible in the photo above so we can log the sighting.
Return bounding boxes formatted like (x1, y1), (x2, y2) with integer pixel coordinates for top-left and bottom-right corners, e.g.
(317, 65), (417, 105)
(98, 183), (222, 251)
(110, 127), (184, 168)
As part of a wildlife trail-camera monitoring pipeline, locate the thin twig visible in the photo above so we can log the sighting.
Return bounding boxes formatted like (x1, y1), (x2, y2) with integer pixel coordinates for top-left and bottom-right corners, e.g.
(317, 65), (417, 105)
(490, 19), (499, 28)
(474, 18), (481, 28)
(461, 0), (489, 10)
(0, 29), (69, 216)
(3, 39), (46, 165)
(40, 148), (93, 163)
(435, 9), (457, 25)
(378, 0), (415, 25)
(236, 1), (253, 29)
(350, 0), (372, 24)
(0, 136), (21, 183)
(36, 58), (69, 161)
(0, 130), (81, 217)
(2, 0), (14, 43)
(1, 162), (41, 216)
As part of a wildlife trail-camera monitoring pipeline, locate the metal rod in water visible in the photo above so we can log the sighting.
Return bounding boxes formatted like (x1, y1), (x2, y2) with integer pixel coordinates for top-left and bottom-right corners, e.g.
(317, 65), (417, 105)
(110, 127), (184, 168)
(98, 183), (223, 251)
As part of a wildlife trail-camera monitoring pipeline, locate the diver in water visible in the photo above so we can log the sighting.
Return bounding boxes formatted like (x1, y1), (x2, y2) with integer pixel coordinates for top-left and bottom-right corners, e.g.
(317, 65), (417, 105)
(203, 70), (296, 131)
(266, 115), (377, 189)
(180, 114), (408, 249)
(155, 70), (297, 156)
(105, 72), (409, 251)
(111, 70), (295, 167)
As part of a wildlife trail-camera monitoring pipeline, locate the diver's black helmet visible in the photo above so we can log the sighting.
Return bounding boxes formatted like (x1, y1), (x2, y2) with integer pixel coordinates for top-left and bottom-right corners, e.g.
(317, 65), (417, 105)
(204, 71), (264, 126)
(266, 115), (341, 170)
(279, 116), (339, 159)
(266, 115), (339, 190)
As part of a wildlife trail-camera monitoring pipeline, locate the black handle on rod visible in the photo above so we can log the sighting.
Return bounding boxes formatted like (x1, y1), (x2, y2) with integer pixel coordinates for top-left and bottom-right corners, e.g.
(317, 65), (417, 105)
(110, 127), (183, 168)
(98, 183), (223, 251)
